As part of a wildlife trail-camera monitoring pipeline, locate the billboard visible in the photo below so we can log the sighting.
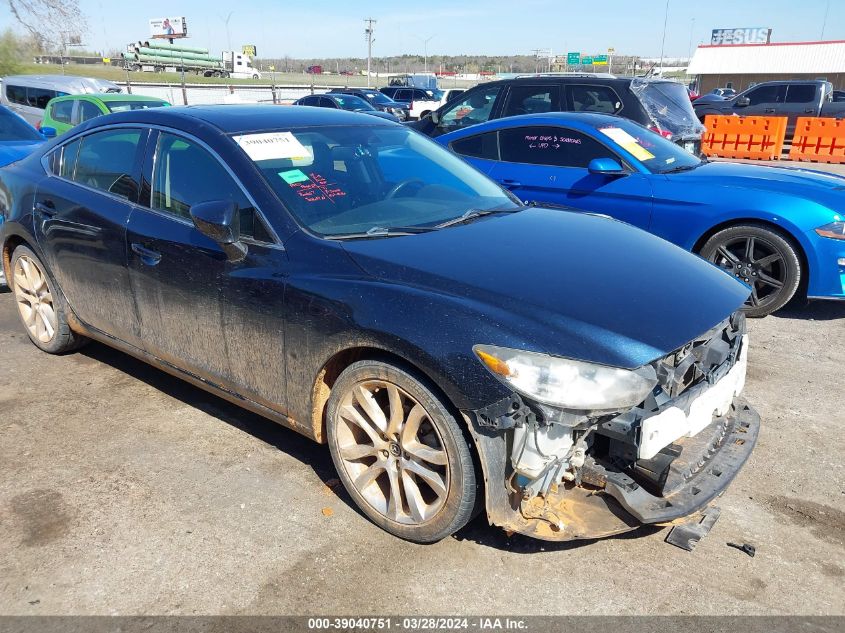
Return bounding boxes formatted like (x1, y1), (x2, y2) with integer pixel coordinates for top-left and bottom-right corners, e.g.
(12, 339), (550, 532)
(710, 27), (771, 46)
(149, 17), (188, 39)
(242, 44), (257, 58)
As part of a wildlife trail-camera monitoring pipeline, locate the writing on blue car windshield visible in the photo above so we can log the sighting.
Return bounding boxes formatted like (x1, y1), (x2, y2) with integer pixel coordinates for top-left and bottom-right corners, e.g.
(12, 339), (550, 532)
(596, 119), (701, 174)
(234, 126), (519, 237)
(0, 107), (42, 142)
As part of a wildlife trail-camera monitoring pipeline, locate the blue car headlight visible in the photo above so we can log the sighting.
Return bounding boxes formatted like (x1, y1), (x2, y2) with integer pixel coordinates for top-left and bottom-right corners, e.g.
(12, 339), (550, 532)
(815, 221), (845, 240)
(474, 344), (657, 413)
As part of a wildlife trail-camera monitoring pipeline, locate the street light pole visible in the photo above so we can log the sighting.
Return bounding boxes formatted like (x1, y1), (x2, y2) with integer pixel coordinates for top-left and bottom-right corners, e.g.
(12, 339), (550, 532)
(416, 35), (434, 73)
(364, 18), (376, 87)
(658, 0), (669, 77)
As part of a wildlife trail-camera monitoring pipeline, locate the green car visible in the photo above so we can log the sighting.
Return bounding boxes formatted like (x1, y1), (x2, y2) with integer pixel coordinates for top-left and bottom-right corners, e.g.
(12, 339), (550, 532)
(41, 93), (170, 135)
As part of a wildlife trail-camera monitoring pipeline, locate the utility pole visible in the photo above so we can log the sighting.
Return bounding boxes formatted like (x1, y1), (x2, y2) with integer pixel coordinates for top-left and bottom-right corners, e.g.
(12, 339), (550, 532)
(364, 18), (376, 87)
(417, 35), (434, 73)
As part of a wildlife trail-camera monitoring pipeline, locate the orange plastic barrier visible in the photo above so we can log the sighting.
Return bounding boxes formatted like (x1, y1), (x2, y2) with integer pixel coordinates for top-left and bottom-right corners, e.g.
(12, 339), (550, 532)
(701, 115), (787, 160)
(788, 117), (845, 163)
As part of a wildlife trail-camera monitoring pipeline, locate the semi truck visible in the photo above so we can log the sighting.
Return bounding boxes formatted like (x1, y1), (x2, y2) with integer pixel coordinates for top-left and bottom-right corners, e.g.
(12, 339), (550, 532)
(122, 41), (262, 79)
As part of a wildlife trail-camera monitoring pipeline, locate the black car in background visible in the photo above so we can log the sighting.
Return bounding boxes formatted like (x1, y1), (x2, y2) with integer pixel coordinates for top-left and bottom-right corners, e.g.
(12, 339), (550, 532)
(411, 75), (706, 155)
(328, 88), (409, 120)
(293, 93), (400, 122)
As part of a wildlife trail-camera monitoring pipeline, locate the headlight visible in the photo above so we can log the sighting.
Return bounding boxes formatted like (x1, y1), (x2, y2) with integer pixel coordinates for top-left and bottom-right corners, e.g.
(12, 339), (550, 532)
(474, 344), (657, 413)
(815, 221), (845, 240)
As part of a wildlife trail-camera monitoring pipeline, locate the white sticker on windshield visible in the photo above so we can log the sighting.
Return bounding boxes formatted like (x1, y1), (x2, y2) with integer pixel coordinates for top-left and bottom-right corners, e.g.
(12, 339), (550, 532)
(598, 126), (655, 161)
(233, 132), (309, 161)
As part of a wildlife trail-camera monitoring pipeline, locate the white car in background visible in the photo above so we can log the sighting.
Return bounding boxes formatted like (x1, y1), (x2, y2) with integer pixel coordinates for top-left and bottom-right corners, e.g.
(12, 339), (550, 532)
(379, 86), (441, 120)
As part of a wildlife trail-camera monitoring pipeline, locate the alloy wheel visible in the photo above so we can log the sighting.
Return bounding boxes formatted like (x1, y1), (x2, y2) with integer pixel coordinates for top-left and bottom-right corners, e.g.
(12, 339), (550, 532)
(334, 380), (450, 525)
(13, 255), (57, 344)
(710, 235), (786, 310)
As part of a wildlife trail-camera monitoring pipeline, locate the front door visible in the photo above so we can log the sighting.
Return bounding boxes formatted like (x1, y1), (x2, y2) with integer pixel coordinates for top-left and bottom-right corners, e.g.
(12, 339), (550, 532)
(33, 127), (147, 345)
(487, 125), (653, 230)
(126, 130), (288, 407)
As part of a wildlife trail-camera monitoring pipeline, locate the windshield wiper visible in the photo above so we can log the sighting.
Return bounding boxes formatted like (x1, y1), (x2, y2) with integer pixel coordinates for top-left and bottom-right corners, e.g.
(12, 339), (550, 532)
(661, 163), (701, 174)
(325, 225), (436, 240)
(434, 206), (522, 229)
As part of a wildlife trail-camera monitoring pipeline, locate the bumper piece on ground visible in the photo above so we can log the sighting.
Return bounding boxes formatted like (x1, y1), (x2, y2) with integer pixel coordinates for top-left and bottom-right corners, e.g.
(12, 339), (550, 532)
(665, 505), (721, 551)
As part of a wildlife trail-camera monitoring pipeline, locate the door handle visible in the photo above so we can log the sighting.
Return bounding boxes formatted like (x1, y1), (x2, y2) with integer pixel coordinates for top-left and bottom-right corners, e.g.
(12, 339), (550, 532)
(131, 243), (162, 266)
(34, 200), (56, 216)
(763, 108), (776, 113)
(804, 108), (815, 113)
(501, 179), (522, 189)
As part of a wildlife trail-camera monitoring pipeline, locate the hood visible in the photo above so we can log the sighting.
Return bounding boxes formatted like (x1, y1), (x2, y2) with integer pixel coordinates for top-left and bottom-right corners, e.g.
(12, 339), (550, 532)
(667, 160), (845, 207)
(341, 208), (749, 369)
(0, 140), (43, 168)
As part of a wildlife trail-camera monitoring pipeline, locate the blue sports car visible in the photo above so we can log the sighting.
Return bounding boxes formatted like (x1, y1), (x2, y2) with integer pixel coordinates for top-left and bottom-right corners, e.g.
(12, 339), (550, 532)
(437, 112), (845, 317)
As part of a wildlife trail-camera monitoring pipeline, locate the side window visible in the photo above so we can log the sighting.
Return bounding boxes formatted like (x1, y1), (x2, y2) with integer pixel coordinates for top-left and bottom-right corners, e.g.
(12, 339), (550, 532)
(50, 100), (74, 124)
(78, 100), (103, 122)
(566, 85), (622, 114)
(746, 84), (785, 105)
(318, 97), (337, 108)
(71, 129), (143, 199)
(5, 84), (27, 105)
(502, 85), (560, 117)
(58, 138), (82, 179)
(439, 85), (502, 130)
(27, 88), (56, 110)
(151, 133), (270, 241)
(450, 131), (499, 160)
(785, 85), (817, 104)
(300, 96), (318, 106)
(499, 126), (612, 168)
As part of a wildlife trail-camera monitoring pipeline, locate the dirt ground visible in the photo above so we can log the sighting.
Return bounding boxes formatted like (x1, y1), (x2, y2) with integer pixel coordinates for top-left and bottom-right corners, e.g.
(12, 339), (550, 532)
(0, 228), (843, 616)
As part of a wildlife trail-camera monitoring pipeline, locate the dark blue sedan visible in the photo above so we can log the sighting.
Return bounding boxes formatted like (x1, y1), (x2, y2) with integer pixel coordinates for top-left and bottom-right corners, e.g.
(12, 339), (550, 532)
(0, 106), (758, 544)
(437, 112), (845, 317)
(294, 93), (400, 122)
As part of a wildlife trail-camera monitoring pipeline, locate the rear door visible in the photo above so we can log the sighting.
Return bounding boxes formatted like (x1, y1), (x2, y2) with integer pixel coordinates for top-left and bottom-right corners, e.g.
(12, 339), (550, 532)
(33, 126), (147, 345)
(782, 84), (821, 131)
(487, 124), (653, 229)
(736, 83), (787, 117)
(126, 130), (288, 406)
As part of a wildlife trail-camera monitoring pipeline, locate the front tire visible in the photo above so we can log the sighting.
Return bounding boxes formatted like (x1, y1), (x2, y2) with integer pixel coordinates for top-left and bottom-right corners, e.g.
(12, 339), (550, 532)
(700, 224), (801, 317)
(326, 360), (478, 543)
(10, 245), (87, 353)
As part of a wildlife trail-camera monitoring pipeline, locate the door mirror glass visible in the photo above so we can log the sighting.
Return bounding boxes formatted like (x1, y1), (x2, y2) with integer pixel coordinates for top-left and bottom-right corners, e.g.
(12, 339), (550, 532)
(40, 126), (57, 138)
(736, 96), (751, 107)
(190, 200), (247, 262)
(588, 158), (626, 176)
(429, 111), (440, 124)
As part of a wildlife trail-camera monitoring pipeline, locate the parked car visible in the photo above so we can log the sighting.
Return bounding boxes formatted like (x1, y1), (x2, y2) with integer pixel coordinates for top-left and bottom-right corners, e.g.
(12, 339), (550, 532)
(438, 112), (845, 316)
(0, 105), (53, 286)
(378, 86), (441, 120)
(687, 88), (700, 101)
(42, 94), (170, 135)
(1, 75), (121, 127)
(693, 80), (845, 136)
(411, 75), (706, 155)
(327, 88), (409, 120)
(0, 106), (759, 544)
(293, 94), (399, 121)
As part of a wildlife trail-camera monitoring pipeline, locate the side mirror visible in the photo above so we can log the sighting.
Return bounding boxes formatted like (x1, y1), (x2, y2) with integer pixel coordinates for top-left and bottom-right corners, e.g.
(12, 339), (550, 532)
(588, 158), (627, 177)
(189, 200), (247, 262)
(736, 97), (751, 107)
(429, 111), (440, 125)
(40, 126), (57, 138)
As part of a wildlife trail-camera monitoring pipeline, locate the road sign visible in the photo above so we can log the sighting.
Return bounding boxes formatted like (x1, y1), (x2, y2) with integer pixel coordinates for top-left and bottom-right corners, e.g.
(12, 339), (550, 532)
(594, 55), (609, 65)
(581, 56), (593, 65)
(102, 57), (111, 64)
(607, 47), (615, 53)
(566, 52), (580, 64)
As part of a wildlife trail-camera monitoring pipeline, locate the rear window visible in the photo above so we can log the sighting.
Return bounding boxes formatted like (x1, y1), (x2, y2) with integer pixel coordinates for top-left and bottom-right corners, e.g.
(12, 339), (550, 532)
(0, 107), (42, 141)
(785, 85), (816, 104)
(50, 100), (74, 124)
(5, 84), (27, 105)
(631, 79), (704, 137)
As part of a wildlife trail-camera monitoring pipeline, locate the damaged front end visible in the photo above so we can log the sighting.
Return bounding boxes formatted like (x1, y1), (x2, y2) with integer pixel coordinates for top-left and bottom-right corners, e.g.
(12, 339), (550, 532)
(465, 312), (760, 541)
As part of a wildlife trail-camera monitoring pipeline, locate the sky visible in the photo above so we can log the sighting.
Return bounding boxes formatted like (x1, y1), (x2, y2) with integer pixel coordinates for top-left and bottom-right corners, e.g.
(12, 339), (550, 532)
(2, 0), (844, 59)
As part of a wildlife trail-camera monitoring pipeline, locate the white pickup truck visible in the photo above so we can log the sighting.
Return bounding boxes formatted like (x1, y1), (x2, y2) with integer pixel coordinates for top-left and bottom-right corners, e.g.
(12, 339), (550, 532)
(379, 87), (441, 120)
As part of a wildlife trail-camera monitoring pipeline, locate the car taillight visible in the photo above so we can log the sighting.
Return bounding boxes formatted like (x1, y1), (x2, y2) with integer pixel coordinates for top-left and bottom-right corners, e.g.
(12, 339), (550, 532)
(35, 121), (41, 130)
(649, 125), (673, 141)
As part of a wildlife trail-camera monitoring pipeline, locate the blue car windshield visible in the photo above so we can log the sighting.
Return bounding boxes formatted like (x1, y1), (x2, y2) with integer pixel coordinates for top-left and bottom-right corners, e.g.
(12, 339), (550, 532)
(332, 95), (376, 112)
(0, 107), (42, 142)
(594, 119), (702, 174)
(236, 125), (518, 237)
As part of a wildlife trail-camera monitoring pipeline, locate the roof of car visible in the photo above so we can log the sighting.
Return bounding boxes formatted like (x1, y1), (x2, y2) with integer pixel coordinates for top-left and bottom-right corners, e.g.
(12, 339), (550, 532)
(84, 104), (396, 134)
(52, 93), (167, 103)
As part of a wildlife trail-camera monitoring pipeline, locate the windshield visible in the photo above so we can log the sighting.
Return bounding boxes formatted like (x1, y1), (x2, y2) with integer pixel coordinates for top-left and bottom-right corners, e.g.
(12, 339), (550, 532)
(234, 125), (518, 237)
(0, 107), (42, 142)
(631, 79), (705, 138)
(332, 95), (376, 112)
(363, 91), (393, 105)
(594, 119), (702, 174)
(105, 100), (168, 113)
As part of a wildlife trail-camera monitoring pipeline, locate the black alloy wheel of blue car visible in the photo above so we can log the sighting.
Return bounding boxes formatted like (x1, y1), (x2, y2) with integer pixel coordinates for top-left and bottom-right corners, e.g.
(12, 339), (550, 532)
(701, 224), (802, 318)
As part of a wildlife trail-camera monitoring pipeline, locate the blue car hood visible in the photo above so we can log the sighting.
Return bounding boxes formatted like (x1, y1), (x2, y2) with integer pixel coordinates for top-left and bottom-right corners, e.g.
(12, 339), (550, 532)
(0, 140), (43, 168)
(669, 161), (845, 202)
(341, 208), (750, 369)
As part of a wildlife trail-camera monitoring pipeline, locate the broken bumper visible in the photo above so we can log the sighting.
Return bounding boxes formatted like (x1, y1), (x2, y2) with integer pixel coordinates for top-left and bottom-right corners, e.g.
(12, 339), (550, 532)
(466, 397), (760, 542)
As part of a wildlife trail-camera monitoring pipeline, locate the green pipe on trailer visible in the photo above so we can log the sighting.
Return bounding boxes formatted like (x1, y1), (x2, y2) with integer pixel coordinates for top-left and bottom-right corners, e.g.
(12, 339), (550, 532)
(141, 40), (210, 55)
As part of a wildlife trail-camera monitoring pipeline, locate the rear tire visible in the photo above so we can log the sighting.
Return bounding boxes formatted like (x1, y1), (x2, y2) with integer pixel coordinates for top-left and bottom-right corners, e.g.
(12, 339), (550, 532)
(10, 246), (88, 354)
(700, 224), (801, 317)
(326, 360), (478, 543)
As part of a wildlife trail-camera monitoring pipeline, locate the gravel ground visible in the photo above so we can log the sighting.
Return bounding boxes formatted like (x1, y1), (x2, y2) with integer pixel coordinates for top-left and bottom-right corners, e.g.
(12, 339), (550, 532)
(0, 171), (843, 615)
